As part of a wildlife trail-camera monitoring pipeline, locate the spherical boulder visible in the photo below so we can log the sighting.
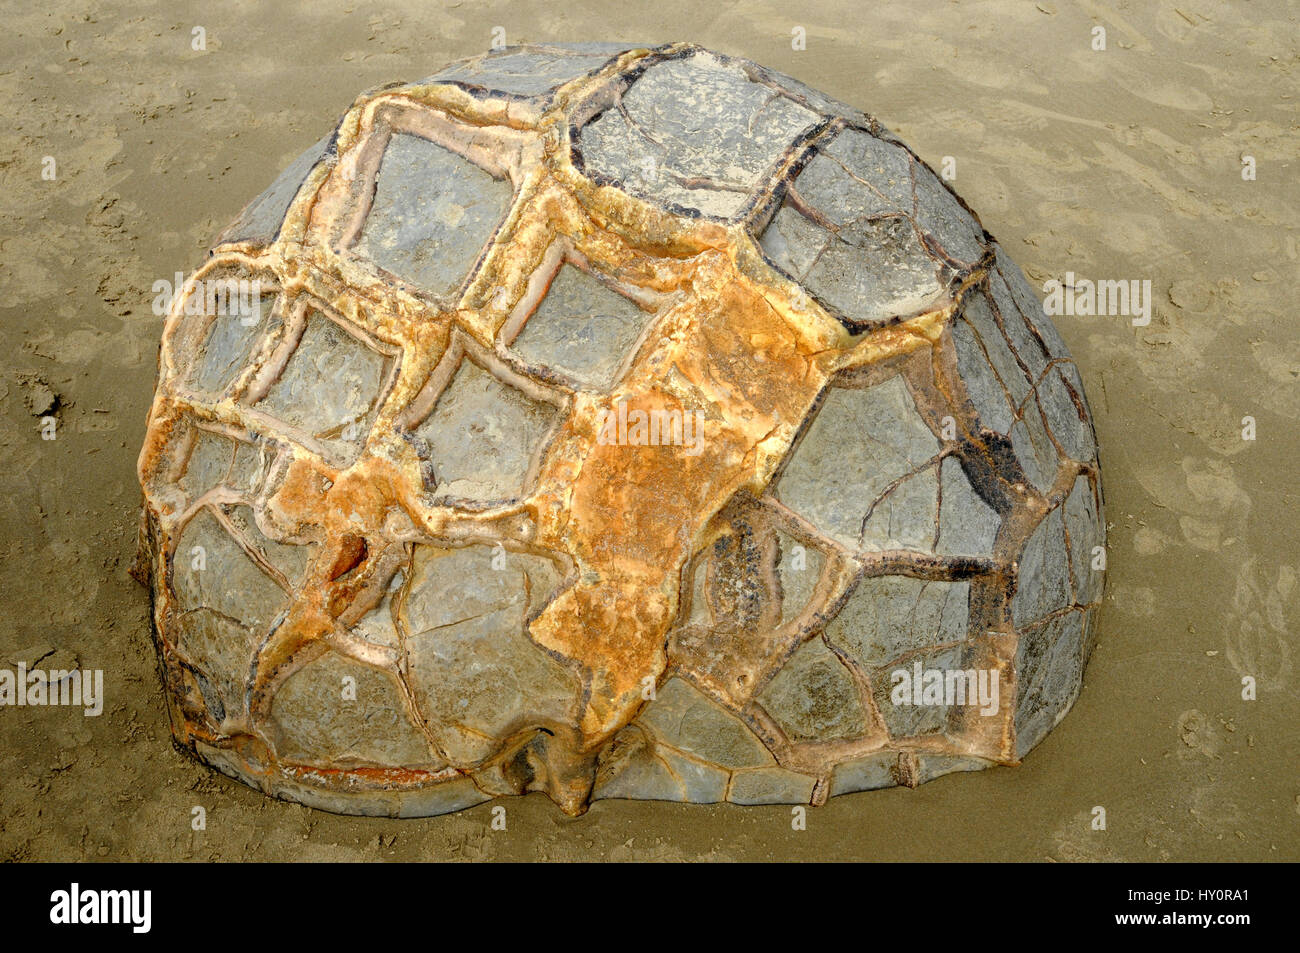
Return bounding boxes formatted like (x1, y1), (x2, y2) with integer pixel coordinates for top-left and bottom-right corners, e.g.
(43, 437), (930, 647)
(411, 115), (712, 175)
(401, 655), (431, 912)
(136, 42), (1105, 816)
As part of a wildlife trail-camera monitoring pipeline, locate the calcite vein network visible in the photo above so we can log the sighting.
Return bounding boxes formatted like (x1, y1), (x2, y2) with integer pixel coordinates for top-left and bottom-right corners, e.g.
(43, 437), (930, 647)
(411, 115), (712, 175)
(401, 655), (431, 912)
(135, 42), (1105, 817)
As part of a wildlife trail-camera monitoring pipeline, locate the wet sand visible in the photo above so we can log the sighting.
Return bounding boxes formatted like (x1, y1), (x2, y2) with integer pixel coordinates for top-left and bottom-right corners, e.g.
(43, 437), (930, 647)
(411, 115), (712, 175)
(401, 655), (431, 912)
(0, 0), (1296, 861)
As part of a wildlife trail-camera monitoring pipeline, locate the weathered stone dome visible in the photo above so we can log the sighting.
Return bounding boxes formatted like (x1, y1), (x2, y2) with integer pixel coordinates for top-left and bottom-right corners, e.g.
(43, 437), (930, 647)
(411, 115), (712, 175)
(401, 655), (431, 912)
(137, 42), (1105, 816)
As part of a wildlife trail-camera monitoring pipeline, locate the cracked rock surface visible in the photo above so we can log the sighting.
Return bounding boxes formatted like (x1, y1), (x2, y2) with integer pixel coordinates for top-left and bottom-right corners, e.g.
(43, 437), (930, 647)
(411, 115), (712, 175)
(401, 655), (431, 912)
(137, 42), (1104, 817)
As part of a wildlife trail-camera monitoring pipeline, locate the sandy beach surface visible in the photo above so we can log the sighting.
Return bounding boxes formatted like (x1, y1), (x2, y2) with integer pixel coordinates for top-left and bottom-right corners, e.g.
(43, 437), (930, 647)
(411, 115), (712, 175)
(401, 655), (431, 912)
(0, 0), (1295, 861)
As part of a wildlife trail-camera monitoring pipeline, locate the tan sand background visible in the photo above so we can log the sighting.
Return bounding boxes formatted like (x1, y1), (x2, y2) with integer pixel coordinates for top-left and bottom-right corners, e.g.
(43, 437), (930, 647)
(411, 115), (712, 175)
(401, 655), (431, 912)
(0, 0), (1296, 861)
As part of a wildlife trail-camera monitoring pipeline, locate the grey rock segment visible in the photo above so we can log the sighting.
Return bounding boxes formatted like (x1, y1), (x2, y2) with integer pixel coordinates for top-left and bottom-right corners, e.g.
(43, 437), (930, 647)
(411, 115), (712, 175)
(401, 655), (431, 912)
(357, 133), (512, 297)
(351, 573), (405, 650)
(937, 456), (1001, 556)
(511, 265), (651, 389)
(871, 643), (964, 739)
(830, 751), (898, 795)
(174, 508), (288, 632)
(402, 543), (576, 766)
(1014, 610), (1084, 757)
(269, 653), (435, 766)
(756, 124), (988, 328)
(776, 375), (940, 551)
(989, 267), (1050, 383)
(576, 51), (820, 219)
(188, 294), (278, 395)
(728, 767), (816, 805)
(638, 678), (772, 769)
(827, 575), (969, 670)
(1009, 401), (1059, 494)
(427, 45), (632, 99)
(758, 639), (867, 743)
(1064, 476), (1105, 606)
(257, 313), (389, 458)
(776, 531), (823, 625)
(912, 163), (984, 264)
(178, 428), (237, 502)
(952, 292), (1024, 434)
(223, 504), (314, 587)
(411, 359), (559, 503)
(761, 198), (944, 329)
(1012, 507), (1073, 628)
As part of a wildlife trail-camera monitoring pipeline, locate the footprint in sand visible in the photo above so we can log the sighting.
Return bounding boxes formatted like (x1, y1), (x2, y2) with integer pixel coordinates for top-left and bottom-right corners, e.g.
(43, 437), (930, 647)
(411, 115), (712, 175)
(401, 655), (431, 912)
(1225, 557), (1295, 692)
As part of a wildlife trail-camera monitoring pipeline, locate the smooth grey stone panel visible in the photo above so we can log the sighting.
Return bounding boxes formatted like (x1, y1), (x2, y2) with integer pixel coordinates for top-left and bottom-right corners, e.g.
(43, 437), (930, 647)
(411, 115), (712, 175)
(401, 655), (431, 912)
(790, 152), (898, 226)
(759, 204), (830, 280)
(594, 755), (679, 801)
(776, 531), (824, 625)
(1011, 507), (1072, 628)
(1009, 400), (1059, 494)
(1038, 366), (1092, 461)
(1014, 609), (1084, 758)
(258, 313), (388, 450)
(952, 315), (1014, 433)
(403, 544), (575, 766)
(801, 215), (945, 324)
(656, 746), (730, 803)
(173, 508), (287, 632)
(412, 359), (559, 503)
(961, 290), (1031, 421)
(951, 314), (1008, 434)
(776, 375), (940, 550)
(1064, 476), (1105, 606)
(592, 733), (726, 803)
(636, 677), (773, 769)
(912, 163), (985, 264)
(872, 643), (964, 739)
(393, 778), (491, 818)
(178, 429), (235, 502)
(176, 607), (251, 722)
(269, 652), (436, 767)
(990, 268), (1050, 381)
(577, 52), (819, 219)
(936, 455), (1001, 557)
(728, 766), (816, 805)
(829, 751), (898, 795)
(223, 504), (315, 587)
(996, 248), (1072, 360)
(357, 133), (512, 297)
(188, 294), (277, 395)
(403, 543), (558, 632)
(228, 440), (269, 496)
(426, 46), (626, 98)
(826, 575), (969, 670)
(511, 265), (650, 389)
(859, 464), (938, 552)
(758, 639), (867, 743)
(823, 128), (914, 211)
(915, 754), (990, 784)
